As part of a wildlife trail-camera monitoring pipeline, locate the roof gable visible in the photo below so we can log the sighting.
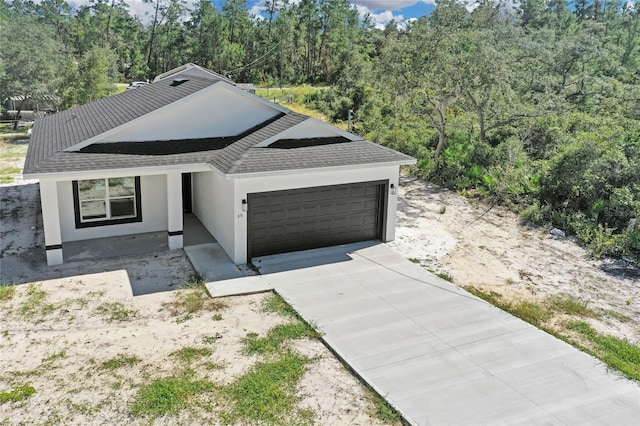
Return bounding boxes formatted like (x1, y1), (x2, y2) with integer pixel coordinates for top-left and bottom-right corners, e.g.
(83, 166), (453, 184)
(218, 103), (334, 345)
(65, 82), (288, 151)
(152, 63), (234, 84)
(254, 118), (362, 148)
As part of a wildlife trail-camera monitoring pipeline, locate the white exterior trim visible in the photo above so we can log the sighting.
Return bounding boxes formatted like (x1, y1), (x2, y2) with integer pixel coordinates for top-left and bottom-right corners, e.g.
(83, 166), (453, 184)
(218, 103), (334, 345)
(23, 163), (214, 181)
(226, 160), (416, 179)
(166, 171), (184, 250)
(253, 118), (363, 148)
(40, 179), (64, 265)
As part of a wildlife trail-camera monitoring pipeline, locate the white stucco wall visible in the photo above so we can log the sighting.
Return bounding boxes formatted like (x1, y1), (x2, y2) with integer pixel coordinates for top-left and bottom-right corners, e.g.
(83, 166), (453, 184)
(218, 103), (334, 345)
(192, 170), (236, 258)
(95, 85), (282, 143)
(57, 174), (168, 242)
(228, 165), (400, 264)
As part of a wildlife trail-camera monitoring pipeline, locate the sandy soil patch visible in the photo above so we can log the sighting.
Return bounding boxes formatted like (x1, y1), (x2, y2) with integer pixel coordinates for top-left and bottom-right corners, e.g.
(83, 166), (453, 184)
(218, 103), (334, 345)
(0, 273), (389, 425)
(390, 174), (640, 344)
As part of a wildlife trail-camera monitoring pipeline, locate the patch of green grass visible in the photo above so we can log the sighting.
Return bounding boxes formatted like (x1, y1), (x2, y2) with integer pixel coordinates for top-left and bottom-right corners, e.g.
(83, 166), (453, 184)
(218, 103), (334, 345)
(603, 309), (631, 322)
(243, 322), (319, 355)
(130, 376), (214, 418)
(548, 294), (599, 317)
(221, 351), (313, 425)
(0, 385), (36, 403)
(170, 347), (212, 365)
(212, 313), (223, 321)
(0, 284), (16, 301)
(20, 284), (56, 318)
(565, 321), (640, 381)
(95, 301), (138, 322)
(0, 166), (21, 184)
(0, 123), (28, 135)
(42, 350), (67, 363)
(466, 287), (550, 326)
(439, 205), (447, 214)
(261, 293), (298, 319)
(202, 361), (225, 371)
(202, 333), (222, 345)
(169, 279), (227, 315)
(0, 141), (28, 160)
(429, 269), (453, 283)
(100, 354), (141, 370)
(407, 257), (420, 264)
(510, 300), (551, 327)
(369, 391), (402, 424)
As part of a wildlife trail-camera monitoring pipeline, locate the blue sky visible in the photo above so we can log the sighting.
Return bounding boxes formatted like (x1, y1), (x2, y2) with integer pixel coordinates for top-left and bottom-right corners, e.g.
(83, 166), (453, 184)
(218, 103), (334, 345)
(63, 1), (437, 29)
(247, 1), (437, 29)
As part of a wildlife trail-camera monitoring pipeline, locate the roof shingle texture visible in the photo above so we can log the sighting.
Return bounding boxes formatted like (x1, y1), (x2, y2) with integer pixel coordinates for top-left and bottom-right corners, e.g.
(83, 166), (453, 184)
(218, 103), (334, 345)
(24, 72), (414, 176)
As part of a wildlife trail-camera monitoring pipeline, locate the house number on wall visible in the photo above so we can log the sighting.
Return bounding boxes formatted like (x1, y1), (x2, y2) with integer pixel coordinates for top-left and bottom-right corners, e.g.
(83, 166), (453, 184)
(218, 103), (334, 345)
(237, 213), (244, 219)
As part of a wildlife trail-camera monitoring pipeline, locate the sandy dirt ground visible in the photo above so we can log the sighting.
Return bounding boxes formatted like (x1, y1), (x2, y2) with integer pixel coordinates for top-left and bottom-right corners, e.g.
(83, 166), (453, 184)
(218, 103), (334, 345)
(390, 174), (640, 345)
(0, 276), (386, 425)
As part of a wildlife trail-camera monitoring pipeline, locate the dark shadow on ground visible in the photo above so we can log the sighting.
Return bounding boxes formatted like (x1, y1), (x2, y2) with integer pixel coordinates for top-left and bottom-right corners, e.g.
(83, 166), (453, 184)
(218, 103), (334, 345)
(252, 241), (380, 275)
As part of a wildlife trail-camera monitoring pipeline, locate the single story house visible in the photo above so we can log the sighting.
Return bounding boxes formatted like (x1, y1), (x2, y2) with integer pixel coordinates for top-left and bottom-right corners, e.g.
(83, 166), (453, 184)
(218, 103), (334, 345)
(23, 64), (415, 266)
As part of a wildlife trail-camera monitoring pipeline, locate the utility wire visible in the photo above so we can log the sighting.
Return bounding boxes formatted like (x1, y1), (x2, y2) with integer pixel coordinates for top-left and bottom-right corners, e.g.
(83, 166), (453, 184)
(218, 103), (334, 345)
(223, 40), (282, 76)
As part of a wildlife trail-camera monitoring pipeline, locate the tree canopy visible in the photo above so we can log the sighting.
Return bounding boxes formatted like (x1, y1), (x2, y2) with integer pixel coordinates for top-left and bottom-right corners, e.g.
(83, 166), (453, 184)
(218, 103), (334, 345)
(0, 0), (638, 258)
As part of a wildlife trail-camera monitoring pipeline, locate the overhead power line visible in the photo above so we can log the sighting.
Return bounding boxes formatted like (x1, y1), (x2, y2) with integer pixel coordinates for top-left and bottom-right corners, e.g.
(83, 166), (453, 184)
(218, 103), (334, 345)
(223, 40), (282, 76)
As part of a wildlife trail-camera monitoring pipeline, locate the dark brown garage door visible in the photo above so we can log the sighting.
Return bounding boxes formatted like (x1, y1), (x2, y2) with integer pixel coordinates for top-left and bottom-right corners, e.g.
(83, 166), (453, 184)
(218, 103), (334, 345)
(248, 181), (387, 259)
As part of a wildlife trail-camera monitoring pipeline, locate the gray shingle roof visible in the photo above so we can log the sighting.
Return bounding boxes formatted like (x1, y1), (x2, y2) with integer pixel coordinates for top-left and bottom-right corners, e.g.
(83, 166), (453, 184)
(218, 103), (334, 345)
(24, 76), (220, 174)
(24, 66), (415, 177)
(228, 140), (414, 175)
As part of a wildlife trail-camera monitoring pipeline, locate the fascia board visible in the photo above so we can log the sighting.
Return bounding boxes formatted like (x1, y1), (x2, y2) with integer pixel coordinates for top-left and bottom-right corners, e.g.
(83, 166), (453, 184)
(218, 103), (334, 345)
(23, 163), (214, 181)
(225, 159), (417, 180)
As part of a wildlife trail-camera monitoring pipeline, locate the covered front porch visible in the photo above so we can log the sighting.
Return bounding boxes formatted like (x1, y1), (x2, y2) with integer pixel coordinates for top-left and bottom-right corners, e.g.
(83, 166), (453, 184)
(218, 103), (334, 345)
(62, 214), (215, 262)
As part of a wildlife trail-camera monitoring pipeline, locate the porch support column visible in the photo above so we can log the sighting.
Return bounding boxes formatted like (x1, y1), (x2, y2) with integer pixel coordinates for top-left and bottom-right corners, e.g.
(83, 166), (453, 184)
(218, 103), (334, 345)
(40, 179), (63, 265)
(166, 171), (183, 250)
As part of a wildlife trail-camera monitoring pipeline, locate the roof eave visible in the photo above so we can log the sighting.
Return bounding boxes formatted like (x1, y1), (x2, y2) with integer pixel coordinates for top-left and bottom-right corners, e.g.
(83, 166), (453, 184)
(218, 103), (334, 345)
(223, 158), (417, 179)
(22, 162), (214, 181)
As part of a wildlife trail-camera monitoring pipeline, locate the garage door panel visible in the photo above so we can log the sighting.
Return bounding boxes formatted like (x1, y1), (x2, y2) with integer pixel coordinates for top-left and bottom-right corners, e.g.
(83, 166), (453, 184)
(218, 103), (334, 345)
(248, 181), (386, 259)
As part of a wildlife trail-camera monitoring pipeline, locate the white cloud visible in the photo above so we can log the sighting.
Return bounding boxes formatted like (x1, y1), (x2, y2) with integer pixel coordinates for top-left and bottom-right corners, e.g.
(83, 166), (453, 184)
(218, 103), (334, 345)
(62, 0), (200, 25)
(355, 4), (410, 30)
(248, 3), (266, 19)
(351, 0), (435, 11)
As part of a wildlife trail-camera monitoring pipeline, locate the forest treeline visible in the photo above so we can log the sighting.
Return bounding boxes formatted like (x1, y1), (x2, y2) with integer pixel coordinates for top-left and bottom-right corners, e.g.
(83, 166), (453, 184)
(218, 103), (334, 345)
(1, 0), (639, 258)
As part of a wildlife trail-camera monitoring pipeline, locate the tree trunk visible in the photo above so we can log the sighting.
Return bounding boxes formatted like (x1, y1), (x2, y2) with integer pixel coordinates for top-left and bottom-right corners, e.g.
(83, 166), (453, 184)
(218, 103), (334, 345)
(147, 0), (161, 73)
(106, 0), (116, 43)
(12, 98), (25, 131)
(434, 121), (446, 167)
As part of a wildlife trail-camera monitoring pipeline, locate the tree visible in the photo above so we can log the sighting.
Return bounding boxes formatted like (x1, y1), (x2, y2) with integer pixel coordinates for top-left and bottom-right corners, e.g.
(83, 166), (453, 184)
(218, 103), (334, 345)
(77, 45), (119, 103)
(0, 15), (65, 128)
(378, 2), (473, 167)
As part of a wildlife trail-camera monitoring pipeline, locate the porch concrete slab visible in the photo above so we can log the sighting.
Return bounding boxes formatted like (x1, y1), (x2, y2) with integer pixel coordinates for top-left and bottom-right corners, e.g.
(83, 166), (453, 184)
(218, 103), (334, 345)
(255, 243), (640, 426)
(184, 243), (244, 282)
(63, 231), (167, 262)
(183, 213), (216, 246)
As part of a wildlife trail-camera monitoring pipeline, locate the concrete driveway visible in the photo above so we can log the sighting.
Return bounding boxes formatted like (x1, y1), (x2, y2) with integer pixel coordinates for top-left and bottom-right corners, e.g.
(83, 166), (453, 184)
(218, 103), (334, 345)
(205, 243), (640, 425)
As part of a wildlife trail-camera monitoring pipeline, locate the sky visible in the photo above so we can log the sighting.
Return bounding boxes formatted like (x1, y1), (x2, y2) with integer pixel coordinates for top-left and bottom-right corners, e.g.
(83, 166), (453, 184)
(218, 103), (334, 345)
(246, 1), (438, 29)
(61, 1), (438, 30)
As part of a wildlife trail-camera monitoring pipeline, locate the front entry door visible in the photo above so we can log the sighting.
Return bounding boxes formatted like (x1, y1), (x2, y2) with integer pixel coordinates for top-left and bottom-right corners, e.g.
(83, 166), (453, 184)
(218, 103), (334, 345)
(182, 173), (192, 214)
